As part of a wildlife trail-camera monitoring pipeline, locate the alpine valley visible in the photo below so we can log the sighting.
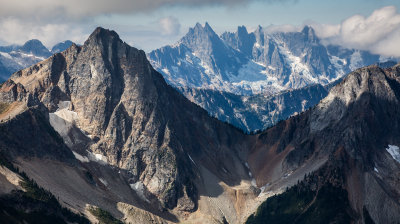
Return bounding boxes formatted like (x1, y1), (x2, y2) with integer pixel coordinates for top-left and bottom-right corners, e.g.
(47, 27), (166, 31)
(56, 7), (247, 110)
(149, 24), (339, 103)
(0, 27), (399, 224)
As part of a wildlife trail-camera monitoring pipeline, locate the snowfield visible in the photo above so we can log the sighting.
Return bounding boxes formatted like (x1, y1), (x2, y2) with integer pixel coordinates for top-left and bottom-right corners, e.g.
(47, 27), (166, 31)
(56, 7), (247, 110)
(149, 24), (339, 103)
(386, 145), (400, 163)
(130, 181), (149, 202)
(48, 101), (79, 147)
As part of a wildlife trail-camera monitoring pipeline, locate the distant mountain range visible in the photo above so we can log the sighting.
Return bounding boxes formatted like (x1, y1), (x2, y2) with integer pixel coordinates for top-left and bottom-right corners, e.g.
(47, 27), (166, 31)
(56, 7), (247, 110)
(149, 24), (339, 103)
(0, 40), (73, 81)
(148, 23), (396, 131)
(179, 83), (332, 132)
(0, 24), (396, 132)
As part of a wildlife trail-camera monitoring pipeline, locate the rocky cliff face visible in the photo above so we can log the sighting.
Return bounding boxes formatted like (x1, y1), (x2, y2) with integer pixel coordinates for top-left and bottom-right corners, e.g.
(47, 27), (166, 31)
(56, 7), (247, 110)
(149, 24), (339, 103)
(248, 64), (400, 223)
(0, 27), (253, 221)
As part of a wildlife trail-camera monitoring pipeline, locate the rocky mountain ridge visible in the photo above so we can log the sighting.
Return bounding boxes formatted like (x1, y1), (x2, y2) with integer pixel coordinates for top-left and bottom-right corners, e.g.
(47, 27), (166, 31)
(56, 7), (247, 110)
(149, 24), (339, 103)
(247, 64), (400, 223)
(148, 23), (393, 132)
(149, 23), (387, 95)
(0, 27), (256, 223)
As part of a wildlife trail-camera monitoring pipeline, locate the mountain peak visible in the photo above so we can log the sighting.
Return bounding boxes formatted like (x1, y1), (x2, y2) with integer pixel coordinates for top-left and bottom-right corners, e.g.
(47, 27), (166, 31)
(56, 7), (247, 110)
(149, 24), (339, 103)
(23, 39), (43, 46)
(190, 22), (216, 35)
(51, 40), (74, 53)
(301, 25), (317, 41)
(1, 27), (250, 218)
(301, 25), (313, 33)
(20, 39), (51, 58)
(237, 25), (249, 35)
(88, 27), (121, 41)
(84, 27), (121, 46)
(194, 22), (202, 29)
(181, 22), (220, 48)
(83, 27), (125, 53)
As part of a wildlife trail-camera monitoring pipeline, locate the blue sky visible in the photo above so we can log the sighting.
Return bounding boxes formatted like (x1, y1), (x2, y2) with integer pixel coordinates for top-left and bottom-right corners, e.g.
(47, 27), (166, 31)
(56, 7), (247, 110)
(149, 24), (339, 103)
(103, 0), (400, 30)
(93, 0), (400, 51)
(0, 0), (400, 54)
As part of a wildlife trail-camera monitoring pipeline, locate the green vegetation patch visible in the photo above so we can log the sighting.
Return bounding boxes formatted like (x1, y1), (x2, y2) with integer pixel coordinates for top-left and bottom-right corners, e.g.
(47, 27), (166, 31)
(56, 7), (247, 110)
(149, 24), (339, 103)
(88, 206), (123, 224)
(0, 153), (89, 224)
(0, 102), (10, 114)
(246, 164), (354, 224)
(246, 183), (352, 224)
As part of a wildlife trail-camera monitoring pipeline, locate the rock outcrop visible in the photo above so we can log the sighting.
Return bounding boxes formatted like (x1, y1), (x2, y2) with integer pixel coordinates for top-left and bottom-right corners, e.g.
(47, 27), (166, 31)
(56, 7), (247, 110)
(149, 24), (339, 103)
(248, 64), (400, 223)
(1, 27), (252, 217)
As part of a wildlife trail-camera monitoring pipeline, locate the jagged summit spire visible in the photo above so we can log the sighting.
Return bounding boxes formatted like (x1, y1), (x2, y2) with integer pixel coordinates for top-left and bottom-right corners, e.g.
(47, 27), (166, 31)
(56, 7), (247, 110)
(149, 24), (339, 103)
(180, 22), (220, 48)
(301, 25), (315, 34)
(91, 27), (120, 38)
(190, 22), (216, 34)
(301, 25), (317, 41)
(204, 22), (212, 30)
(237, 25), (248, 33)
(84, 27), (122, 47)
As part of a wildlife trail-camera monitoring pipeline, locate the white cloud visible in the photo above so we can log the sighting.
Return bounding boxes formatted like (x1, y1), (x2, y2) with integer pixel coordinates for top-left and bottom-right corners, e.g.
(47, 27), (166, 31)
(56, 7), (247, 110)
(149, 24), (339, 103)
(0, 0), (291, 50)
(0, 18), (88, 48)
(263, 24), (301, 34)
(158, 17), (181, 36)
(312, 6), (400, 57)
(0, 0), (294, 21)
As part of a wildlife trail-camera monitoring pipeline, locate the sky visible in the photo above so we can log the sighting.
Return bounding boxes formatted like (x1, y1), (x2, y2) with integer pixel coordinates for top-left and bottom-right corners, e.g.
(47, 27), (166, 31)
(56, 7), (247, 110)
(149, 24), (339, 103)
(0, 0), (400, 56)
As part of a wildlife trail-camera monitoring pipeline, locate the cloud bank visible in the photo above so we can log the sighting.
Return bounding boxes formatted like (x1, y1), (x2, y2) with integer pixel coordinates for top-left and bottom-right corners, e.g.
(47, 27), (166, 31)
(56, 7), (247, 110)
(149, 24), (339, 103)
(0, 18), (89, 48)
(0, 0), (291, 48)
(0, 0), (293, 20)
(158, 17), (181, 36)
(312, 6), (400, 57)
(0, 1), (399, 57)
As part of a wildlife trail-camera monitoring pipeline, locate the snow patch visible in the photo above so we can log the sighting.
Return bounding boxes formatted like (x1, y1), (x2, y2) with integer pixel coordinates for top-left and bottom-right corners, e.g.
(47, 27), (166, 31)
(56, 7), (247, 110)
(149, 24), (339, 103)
(283, 171), (293, 178)
(72, 151), (89, 163)
(301, 100), (308, 111)
(386, 145), (400, 163)
(259, 183), (270, 195)
(90, 64), (99, 79)
(250, 103), (258, 111)
(0, 52), (12, 60)
(374, 167), (379, 173)
(130, 181), (149, 202)
(350, 51), (363, 71)
(87, 152), (108, 165)
(162, 68), (171, 76)
(99, 178), (108, 186)
(72, 150), (109, 165)
(251, 178), (257, 187)
(49, 101), (78, 147)
(187, 154), (196, 166)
